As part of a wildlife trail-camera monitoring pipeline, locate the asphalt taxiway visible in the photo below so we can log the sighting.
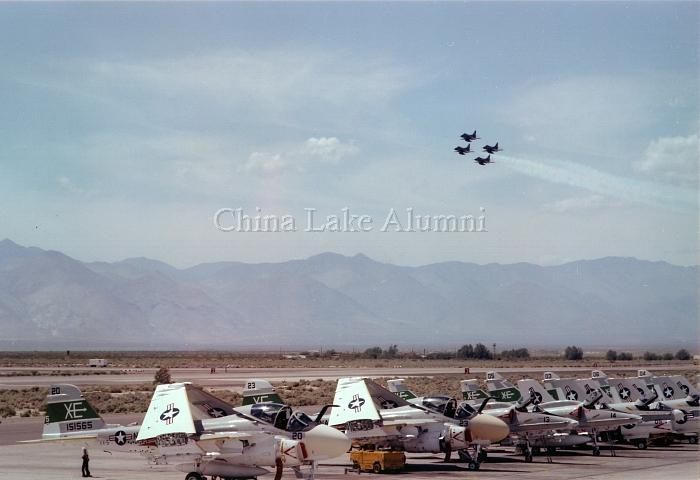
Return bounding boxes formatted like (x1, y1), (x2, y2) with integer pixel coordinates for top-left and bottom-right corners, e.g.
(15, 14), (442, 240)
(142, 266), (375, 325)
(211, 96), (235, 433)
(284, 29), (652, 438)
(0, 438), (696, 480)
(0, 365), (695, 389)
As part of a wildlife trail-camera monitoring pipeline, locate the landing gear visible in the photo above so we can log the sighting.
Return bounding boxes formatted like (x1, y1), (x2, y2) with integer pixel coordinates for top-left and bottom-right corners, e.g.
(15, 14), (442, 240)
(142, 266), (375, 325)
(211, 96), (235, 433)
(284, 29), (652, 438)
(592, 447), (600, 456)
(636, 440), (647, 450)
(185, 473), (204, 480)
(689, 436), (698, 445)
(457, 447), (481, 470)
(524, 448), (533, 463)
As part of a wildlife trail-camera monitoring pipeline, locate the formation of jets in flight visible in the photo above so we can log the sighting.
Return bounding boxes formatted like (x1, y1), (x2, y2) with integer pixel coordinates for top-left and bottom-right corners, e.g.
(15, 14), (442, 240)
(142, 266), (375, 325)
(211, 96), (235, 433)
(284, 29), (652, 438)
(454, 130), (502, 165)
(21, 368), (698, 479)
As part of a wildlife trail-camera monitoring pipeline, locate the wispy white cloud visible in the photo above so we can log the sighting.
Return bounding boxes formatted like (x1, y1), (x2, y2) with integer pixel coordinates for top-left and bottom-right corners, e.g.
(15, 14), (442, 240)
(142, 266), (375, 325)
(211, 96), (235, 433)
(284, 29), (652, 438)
(302, 137), (359, 164)
(503, 74), (697, 154)
(242, 152), (288, 175)
(56, 176), (83, 194)
(635, 134), (698, 186)
(498, 154), (696, 212)
(542, 194), (610, 213)
(84, 50), (417, 125)
(240, 136), (359, 176)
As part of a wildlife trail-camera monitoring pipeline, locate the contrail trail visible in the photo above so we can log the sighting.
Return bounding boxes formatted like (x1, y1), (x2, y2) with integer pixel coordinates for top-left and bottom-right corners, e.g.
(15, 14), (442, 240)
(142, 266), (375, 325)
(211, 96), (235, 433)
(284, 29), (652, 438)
(496, 154), (697, 212)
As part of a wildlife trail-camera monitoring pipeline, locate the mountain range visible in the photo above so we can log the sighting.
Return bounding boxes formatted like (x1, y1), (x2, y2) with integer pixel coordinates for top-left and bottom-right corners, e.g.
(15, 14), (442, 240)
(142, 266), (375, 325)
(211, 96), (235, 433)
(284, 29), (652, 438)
(0, 239), (696, 349)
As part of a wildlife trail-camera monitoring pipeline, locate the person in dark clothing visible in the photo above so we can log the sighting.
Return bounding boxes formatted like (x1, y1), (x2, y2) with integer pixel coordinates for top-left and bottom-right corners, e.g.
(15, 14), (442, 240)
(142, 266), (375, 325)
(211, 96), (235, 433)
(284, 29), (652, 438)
(81, 446), (91, 477)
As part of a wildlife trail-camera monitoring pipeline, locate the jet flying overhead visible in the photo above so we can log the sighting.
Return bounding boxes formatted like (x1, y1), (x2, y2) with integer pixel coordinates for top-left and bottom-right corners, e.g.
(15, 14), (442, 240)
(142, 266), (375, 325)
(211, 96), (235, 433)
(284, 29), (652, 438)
(461, 131), (480, 142)
(454, 144), (472, 155)
(474, 154), (494, 165)
(482, 142), (502, 154)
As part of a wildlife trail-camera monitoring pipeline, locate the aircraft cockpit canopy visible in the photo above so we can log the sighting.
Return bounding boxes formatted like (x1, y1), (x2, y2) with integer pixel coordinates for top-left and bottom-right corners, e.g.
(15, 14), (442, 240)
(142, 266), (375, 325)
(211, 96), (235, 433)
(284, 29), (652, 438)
(421, 396), (457, 418)
(454, 402), (476, 420)
(250, 403), (291, 430)
(287, 411), (315, 432)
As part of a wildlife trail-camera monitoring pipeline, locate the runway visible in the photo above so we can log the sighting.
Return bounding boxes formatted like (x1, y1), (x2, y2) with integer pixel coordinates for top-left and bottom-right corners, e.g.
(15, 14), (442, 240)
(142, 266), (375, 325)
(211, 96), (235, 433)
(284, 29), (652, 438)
(1, 364), (694, 389)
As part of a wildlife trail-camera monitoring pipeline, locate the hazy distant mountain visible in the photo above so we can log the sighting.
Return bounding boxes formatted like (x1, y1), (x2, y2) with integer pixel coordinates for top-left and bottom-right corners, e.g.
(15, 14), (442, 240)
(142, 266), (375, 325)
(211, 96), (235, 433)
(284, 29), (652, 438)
(0, 239), (696, 349)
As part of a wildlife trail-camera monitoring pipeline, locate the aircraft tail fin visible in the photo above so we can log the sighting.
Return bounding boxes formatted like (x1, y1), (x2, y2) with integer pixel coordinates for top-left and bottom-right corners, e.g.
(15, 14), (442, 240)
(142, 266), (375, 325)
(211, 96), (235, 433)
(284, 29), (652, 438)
(242, 379), (284, 406)
(516, 379), (555, 405)
(386, 378), (418, 400)
(329, 378), (397, 427)
(42, 385), (106, 440)
(136, 383), (197, 442)
(460, 379), (490, 402)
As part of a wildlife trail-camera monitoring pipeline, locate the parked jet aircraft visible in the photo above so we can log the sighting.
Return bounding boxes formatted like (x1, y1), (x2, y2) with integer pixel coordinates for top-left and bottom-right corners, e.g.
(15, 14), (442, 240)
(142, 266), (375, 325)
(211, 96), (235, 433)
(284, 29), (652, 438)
(329, 377), (509, 470)
(22, 384), (155, 458)
(482, 143), (502, 154)
(474, 154), (494, 165)
(454, 144), (472, 155)
(461, 131), (480, 142)
(544, 372), (675, 449)
(515, 378), (642, 455)
(387, 378), (585, 462)
(591, 370), (698, 445)
(134, 382), (350, 480)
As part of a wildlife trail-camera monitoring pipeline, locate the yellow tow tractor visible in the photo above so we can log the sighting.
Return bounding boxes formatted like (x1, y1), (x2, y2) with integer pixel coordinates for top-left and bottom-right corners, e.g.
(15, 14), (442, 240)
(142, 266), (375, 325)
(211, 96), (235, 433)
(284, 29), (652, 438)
(350, 449), (406, 473)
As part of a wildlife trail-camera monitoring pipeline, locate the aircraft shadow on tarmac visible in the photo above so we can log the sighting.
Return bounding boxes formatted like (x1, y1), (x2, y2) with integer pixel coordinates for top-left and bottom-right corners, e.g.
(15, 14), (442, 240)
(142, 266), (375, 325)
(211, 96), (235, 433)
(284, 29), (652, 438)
(401, 462), (530, 474)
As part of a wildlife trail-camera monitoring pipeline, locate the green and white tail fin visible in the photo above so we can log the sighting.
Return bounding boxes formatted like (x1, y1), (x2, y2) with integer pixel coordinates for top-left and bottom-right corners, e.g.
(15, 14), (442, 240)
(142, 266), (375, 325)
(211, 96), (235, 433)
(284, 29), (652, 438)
(241, 379), (284, 406)
(485, 371), (522, 403)
(460, 379), (490, 402)
(136, 383), (197, 442)
(386, 378), (417, 400)
(42, 384), (106, 440)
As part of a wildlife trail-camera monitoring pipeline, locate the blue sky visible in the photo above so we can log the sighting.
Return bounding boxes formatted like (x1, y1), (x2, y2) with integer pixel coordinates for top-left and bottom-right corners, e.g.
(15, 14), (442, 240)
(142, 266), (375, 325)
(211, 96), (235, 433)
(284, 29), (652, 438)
(0, 2), (697, 267)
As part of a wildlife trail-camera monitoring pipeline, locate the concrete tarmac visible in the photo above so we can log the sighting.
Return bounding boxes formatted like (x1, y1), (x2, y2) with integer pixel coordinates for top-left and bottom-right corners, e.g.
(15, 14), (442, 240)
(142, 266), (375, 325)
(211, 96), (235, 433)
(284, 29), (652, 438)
(0, 440), (696, 480)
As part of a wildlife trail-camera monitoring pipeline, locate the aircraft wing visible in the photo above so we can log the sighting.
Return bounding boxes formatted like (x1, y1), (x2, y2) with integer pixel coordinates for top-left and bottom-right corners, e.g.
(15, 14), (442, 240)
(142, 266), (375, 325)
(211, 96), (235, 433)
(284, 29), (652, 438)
(381, 418), (439, 427)
(19, 435), (97, 444)
(514, 419), (573, 432)
(196, 431), (273, 452)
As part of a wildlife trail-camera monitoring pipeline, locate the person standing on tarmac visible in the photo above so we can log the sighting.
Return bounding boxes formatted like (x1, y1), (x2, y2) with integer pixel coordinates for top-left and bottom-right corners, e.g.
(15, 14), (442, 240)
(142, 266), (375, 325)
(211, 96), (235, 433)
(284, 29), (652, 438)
(81, 446), (91, 477)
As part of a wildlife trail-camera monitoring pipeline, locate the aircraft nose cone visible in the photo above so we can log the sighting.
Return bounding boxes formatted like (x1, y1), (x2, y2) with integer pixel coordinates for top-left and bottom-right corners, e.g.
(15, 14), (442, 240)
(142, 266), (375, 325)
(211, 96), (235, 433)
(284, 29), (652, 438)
(302, 425), (351, 461)
(470, 414), (509, 443)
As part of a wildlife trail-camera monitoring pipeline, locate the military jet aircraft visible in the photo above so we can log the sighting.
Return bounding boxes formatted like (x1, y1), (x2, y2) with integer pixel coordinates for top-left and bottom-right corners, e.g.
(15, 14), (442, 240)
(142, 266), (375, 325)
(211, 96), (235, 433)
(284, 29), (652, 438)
(482, 142), (502, 154)
(544, 372), (676, 450)
(135, 382), (350, 480)
(461, 131), (480, 142)
(515, 378), (642, 456)
(474, 154), (494, 165)
(329, 377), (509, 471)
(21, 384), (155, 458)
(627, 370), (700, 444)
(454, 144), (472, 155)
(388, 378), (584, 462)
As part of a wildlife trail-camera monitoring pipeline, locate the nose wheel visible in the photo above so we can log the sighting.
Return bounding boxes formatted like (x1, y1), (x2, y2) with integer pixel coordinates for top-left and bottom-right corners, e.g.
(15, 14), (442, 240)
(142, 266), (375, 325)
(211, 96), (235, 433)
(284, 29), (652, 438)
(457, 447), (481, 470)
